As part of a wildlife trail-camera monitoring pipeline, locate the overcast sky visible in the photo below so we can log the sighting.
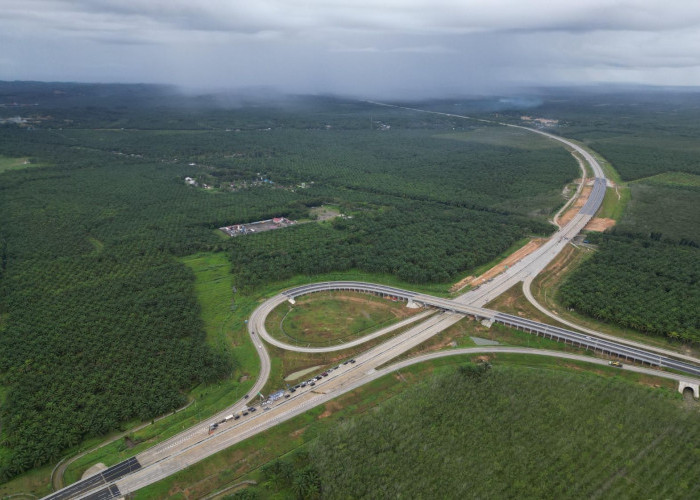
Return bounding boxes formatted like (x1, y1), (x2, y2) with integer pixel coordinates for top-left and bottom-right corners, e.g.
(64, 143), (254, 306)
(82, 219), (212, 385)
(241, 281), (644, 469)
(2, 0), (700, 97)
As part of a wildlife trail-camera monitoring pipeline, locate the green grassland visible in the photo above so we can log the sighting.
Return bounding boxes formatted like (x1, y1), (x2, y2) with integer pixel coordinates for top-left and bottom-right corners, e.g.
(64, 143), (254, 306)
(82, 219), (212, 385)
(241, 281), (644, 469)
(596, 184), (630, 221)
(133, 361), (690, 499)
(265, 292), (418, 345)
(0, 155), (45, 173)
(639, 171), (700, 188)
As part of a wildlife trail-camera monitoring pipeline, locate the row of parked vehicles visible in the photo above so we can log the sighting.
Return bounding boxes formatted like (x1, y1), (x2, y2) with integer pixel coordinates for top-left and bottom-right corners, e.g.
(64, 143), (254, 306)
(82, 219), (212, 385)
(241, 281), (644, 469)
(209, 406), (259, 433)
(208, 359), (357, 434)
(290, 359), (357, 391)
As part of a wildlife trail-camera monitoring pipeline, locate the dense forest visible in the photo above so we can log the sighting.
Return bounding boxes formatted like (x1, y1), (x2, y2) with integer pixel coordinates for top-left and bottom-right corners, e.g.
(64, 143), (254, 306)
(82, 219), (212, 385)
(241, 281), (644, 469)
(421, 89), (700, 345)
(558, 235), (699, 342)
(229, 364), (700, 499)
(229, 202), (550, 286)
(0, 83), (578, 480)
(618, 177), (700, 245)
(558, 162), (699, 343)
(423, 90), (700, 181)
(517, 90), (700, 181)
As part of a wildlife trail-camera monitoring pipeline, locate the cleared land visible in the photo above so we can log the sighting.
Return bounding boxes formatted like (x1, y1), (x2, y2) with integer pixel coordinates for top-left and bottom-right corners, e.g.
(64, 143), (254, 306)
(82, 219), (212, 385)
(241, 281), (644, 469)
(0, 155), (43, 173)
(584, 217), (616, 231)
(557, 179), (592, 226)
(455, 237), (546, 290)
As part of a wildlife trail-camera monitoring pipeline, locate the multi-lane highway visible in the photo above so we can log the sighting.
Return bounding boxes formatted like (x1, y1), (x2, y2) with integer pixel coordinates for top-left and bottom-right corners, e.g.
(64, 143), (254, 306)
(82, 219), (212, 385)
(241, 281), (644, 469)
(255, 281), (700, 377)
(44, 107), (700, 500)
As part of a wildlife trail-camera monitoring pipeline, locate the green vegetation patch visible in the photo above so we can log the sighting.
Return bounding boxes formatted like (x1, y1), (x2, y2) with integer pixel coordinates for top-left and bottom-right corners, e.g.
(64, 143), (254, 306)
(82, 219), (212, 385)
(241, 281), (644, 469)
(0, 156), (43, 173)
(590, 136), (700, 180)
(135, 358), (684, 500)
(229, 205), (553, 288)
(558, 235), (700, 343)
(310, 366), (695, 499)
(638, 171), (700, 188)
(267, 291), (417, 345)
(618, 182), (700, 244)
(596, 184), (630, 221)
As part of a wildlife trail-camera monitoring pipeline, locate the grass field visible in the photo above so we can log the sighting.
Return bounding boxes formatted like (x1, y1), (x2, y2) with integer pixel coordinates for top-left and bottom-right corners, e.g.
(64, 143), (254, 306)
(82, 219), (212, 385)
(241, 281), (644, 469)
(596, 184), (630, 221)
(386, 315), (586, 369)
(132, 357), (686, 499)
(0, 155), (44, 173)
(265, 291), (419, 345)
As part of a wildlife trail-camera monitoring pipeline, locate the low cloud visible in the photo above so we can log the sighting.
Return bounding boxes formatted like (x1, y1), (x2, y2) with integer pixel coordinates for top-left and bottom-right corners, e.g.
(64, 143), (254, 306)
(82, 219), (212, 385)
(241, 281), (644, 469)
(1, 1), (699, 97)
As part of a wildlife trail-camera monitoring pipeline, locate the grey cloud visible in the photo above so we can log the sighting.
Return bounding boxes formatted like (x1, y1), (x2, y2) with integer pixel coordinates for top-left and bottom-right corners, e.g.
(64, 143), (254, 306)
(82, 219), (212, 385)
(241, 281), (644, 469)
(1, 1), (699, 97)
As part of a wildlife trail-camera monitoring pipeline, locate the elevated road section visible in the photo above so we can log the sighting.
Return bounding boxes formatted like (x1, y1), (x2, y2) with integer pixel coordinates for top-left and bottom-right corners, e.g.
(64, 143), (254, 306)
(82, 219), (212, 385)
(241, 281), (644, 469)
(44, 105), (698, 500)
(270, 281), (700, 377)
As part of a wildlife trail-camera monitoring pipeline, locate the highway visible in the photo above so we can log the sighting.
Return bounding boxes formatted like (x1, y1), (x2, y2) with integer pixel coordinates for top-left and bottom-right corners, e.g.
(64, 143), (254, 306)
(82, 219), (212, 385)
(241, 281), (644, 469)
(44, 107), (699, 500)
(367, 100), (608, 308)
(255, 281), (700, 373)
(63, 343), (700, 499)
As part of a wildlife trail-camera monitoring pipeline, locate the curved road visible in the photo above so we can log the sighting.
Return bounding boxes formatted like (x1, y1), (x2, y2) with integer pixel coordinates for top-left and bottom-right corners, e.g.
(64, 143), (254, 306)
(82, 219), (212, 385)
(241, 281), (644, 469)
(251, 281), (700, 376)
(44, 106), (699, 500)
(65, 345), (700, 499)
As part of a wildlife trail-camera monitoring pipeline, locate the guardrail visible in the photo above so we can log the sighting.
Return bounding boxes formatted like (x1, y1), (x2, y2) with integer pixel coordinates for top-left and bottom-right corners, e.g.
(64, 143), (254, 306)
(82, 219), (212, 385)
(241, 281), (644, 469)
(495, 313), (700, 377)
(280, 281), (700, 377)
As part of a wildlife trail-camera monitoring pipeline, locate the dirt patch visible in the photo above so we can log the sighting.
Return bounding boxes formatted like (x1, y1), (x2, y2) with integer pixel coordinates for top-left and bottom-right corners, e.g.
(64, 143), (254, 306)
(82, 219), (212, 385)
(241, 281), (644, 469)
(310, 205), (342, 221)
(318, 401), (343, 419)
(82, 463), (107, 480)
(473, 355), (493, 364)
(459, 238), (546, 290)
(450, 275), (475, 293)
(639, 379), (662, 390)
(558, 179), (593, 227)
(584, 217), (616, 232)
(289, 427), (307, 438)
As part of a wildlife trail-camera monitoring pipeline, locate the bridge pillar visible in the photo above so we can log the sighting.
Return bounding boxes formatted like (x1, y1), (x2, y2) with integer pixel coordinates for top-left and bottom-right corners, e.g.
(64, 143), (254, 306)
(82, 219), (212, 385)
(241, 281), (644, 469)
(406, 299), (420, 309)
(678, 381), (699, 399)
(287, 298), (296, 305)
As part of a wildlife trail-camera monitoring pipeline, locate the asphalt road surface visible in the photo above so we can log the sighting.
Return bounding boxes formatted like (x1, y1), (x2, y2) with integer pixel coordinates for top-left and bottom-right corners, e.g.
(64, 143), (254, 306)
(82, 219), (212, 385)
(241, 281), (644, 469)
(45, 109), (699, 500)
